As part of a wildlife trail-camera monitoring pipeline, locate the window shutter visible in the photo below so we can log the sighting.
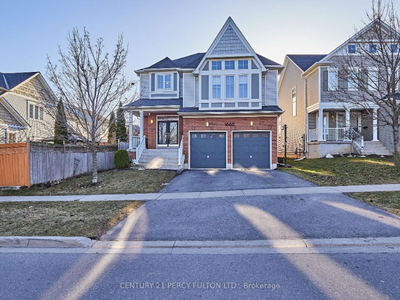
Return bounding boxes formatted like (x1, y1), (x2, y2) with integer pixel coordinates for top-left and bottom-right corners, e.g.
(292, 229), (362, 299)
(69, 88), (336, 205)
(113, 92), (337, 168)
(151, 73), (155, 92)
(323, 70), (328, 91)
(173, 73), (177, 91)
(251, 74), (259, 99)
(201, 75), (209, 100)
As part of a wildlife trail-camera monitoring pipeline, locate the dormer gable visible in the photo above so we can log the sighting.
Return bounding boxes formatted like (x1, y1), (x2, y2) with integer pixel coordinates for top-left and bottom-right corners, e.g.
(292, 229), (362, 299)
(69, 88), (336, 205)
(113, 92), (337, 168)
(194, 17), (266, 74)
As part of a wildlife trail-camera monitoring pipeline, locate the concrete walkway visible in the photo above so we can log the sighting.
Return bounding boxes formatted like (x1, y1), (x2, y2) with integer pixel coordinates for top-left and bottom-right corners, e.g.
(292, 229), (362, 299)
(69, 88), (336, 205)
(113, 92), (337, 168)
(1, 183), (400, 202)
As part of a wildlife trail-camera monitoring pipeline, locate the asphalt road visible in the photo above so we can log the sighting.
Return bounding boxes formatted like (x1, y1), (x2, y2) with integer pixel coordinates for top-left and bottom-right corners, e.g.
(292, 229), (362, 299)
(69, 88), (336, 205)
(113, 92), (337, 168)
(1, 251), (399, 300)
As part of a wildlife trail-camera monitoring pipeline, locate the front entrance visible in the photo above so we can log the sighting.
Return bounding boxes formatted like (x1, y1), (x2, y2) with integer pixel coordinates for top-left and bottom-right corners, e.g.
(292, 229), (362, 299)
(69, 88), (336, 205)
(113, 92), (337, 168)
(158, 121), (178, 146)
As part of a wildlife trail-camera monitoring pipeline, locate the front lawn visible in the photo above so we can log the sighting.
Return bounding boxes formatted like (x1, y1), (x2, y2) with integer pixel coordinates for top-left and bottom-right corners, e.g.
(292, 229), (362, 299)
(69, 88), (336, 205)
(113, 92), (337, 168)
(280, 157), (400, 186)
(0, 169), (176, 196)
(280, 156), (400, 216)
(0, 201), (143, 239)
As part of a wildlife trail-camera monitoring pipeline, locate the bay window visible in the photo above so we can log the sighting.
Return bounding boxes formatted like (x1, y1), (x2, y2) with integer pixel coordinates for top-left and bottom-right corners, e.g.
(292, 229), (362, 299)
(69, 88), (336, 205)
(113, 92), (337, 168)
(212, 76), (221, 99)
(239, 75), (248, 98)
(225, 76), (234, 98)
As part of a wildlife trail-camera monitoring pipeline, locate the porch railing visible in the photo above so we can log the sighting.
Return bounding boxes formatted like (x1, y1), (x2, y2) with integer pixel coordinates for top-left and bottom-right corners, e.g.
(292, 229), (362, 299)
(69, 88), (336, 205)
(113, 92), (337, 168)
(349, 128), (364, 155)
(178, 136), (184, 166)
(136, 135), (146, 164)
(118, 136), (140, 150)
(308, 129), (319, 141)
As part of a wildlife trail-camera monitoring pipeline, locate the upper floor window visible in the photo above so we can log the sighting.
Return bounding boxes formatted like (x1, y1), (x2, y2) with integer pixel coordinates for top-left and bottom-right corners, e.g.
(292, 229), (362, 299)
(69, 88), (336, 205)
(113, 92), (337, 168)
(225, 76), (234, 98)
(391, 44), (398, 53)
(157, 74), (172, 90)
(291, 87), (297, 117)
(29, 104), (34, 118)
(225, 61), (235, 70)
(212, 61), (222, 70)
(348, 70), (358, 91)
(348, 44), (356, 54)
(35, 105), (39, 119)
(368, 68), (378, 91)
(369, 44), (377, 53)
(212, 76), (221, 99)
(239, 75), (248, 98)
(328, 68), (338, 90)
(238, 60), (248, 69)
(40, 107), (44, 120)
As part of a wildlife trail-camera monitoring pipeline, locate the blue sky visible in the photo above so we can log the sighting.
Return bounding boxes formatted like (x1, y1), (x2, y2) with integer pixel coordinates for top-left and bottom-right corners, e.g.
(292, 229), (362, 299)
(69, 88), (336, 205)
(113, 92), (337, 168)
(3, 0), (400, 82)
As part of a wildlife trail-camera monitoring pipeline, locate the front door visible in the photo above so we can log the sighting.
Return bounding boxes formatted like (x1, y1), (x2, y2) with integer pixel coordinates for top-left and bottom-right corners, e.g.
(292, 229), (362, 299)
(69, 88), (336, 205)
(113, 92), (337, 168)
(158, 121), (178, 146)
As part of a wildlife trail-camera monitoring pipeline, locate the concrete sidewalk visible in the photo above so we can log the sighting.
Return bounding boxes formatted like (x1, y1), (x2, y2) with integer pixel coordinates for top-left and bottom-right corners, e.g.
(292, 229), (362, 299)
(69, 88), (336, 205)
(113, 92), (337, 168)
(1, 183), (400, 202)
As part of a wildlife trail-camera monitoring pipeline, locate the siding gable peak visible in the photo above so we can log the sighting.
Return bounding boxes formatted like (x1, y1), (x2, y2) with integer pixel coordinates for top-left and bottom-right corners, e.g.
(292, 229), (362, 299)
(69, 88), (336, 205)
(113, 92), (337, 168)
(194, 17), (266, 74)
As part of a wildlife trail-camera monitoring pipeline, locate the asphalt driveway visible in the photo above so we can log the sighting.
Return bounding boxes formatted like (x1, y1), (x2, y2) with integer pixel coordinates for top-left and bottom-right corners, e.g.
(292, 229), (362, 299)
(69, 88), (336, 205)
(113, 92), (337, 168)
(161, 169), (316, 193)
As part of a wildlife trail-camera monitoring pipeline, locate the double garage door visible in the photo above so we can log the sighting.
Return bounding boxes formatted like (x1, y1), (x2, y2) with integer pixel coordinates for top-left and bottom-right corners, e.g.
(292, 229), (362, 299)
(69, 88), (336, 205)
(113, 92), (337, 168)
(190, 132), (270, 169)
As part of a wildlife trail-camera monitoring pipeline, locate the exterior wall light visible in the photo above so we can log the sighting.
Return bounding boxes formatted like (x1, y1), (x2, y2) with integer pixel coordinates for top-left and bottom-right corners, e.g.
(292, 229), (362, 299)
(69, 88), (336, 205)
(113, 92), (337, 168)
(206, 122), (209, 127)
(250, 121), (253, 126)
(151, 119), (154, 124)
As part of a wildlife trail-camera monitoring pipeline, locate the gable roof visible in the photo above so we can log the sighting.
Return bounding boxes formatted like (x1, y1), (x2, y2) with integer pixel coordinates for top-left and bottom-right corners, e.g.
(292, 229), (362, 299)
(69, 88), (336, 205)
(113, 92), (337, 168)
(0, 72), (38, 90)
(287, 55), (327, 72)
(146, 57), (179, 69)
(194, 17), (268, 73)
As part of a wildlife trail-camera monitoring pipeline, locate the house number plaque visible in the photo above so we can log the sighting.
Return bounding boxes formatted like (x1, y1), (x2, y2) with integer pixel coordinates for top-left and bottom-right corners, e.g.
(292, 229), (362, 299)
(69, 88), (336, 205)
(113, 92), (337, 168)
(225, 123), (235, 126)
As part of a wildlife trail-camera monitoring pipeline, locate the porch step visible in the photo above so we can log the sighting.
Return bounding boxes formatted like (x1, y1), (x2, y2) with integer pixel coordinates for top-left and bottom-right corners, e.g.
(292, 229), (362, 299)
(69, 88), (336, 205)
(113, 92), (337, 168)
(363, 141), (392, 156)
(137, 148), (182, 170)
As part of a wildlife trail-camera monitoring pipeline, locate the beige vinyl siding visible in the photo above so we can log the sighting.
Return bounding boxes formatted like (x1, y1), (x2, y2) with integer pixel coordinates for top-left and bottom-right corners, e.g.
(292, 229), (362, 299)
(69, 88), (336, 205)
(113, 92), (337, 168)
(306, 68), (320, 107)
(0, 102), (21, 126)
(266, 70), (278, 105)
(278, 59), (306, 155)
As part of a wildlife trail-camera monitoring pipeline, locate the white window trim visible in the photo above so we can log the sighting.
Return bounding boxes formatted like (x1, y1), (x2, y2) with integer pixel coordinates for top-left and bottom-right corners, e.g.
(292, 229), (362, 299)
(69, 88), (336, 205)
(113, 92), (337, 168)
(238, 74), (249, 99)
(238, 59), (249, 70)
(225, 60), (235, 70)
(156, 73), (173, 91)
(211, 61), (222, 71)
(225, 75), (235, 99)
(212, 75), (222, 99)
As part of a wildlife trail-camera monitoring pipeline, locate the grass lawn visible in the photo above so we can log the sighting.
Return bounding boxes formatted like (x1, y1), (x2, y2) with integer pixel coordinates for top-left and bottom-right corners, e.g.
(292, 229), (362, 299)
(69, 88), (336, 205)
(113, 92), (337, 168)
(280, 156), (400, 186)
(0, 201), (143, 239)
(280, 156), (400, 216)
(349, 192), (400, 216)
(0, 169), (176, 196)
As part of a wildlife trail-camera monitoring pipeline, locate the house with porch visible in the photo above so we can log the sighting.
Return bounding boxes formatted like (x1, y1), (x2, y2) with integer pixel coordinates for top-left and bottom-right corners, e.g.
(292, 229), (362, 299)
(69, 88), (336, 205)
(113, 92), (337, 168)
(278, 20), (393, 158)
(124, 17), (284, 170)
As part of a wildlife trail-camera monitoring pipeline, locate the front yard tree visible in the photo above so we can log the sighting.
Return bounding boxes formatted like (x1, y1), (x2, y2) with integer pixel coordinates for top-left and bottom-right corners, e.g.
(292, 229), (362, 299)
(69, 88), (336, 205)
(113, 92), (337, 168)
(331, 0), (400, 167)
(116, 102), (127, 142)
(47, 28), (132, 183)
(108, 110), (116, 144)
(53, 99), (69, 144)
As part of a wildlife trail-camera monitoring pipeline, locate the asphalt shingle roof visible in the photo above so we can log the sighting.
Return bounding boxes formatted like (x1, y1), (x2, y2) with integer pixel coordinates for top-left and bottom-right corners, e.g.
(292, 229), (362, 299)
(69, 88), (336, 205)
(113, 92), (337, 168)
(287, 55), (327, 72)
(124, 98), (182, 108)
(141, 52), (280, 71)
(0, 72), (38, 90)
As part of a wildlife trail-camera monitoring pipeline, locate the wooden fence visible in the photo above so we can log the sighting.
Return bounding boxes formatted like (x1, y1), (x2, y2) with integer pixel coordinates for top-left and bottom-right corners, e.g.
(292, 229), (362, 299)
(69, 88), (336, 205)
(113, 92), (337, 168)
(0, 140), (30, 187)
(0, 141), (117, 187)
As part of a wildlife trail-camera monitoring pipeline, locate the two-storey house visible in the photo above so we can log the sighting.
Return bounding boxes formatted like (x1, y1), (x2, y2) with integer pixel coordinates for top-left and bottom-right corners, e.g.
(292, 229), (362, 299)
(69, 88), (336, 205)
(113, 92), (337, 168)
(278, 19), (393, 158)
(124, 17), (283, 169)
(0, 72), (56, 144)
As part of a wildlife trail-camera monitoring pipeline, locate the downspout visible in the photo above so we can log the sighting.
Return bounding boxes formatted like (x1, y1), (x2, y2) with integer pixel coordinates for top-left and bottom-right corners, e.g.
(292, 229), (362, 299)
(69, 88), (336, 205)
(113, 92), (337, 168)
(304, 77), (308, 154)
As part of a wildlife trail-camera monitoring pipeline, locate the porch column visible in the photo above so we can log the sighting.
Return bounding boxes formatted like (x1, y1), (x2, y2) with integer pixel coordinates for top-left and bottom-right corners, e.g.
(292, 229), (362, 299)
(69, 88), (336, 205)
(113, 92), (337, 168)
(128, 111), (133, 150)
(139, 110), (144, 141)
(318, 108), (324, 141)
(345, 109), (351, 140)
(372, 108), (378, 141)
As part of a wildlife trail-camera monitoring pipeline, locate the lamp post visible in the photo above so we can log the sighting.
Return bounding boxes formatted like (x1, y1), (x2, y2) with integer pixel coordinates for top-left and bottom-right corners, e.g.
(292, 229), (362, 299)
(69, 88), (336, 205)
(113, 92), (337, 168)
(283, 124), (288, 166)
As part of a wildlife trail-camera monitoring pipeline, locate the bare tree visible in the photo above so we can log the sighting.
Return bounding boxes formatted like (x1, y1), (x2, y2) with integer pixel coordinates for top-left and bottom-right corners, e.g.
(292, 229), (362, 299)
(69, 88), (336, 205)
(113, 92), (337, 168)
(47, 28), (133, 183)
(329, 0), (400, 167)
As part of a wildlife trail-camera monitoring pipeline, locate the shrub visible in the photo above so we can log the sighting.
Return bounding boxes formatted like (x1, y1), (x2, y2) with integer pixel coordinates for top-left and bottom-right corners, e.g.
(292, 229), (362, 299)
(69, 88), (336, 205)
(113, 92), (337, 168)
(114, 150), (130, 169)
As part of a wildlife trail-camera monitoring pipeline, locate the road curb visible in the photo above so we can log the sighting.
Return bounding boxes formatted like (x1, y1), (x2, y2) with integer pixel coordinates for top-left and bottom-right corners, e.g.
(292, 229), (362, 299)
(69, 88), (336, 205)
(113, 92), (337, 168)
(0, 236), (95, 248)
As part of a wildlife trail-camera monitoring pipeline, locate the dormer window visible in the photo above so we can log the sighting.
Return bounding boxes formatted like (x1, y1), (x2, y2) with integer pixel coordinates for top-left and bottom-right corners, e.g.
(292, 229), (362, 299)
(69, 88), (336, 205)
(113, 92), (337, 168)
(348, 44), (356, 53)
(212, 61), (222, 70)
(238, 60), (248, 69)
(157, 74), (172, 90)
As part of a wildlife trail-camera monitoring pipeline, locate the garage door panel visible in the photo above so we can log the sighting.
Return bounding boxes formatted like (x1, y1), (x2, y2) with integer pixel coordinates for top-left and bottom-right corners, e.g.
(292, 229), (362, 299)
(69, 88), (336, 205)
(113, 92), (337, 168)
(190, 132), (226, 168)
(233, 132), (270, 169)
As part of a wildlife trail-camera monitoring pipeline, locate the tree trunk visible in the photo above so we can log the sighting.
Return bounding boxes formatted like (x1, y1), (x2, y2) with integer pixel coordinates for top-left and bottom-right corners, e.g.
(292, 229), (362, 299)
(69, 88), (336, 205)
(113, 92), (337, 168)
(91, 141), (98, 184)
(393, 124), (400, 168)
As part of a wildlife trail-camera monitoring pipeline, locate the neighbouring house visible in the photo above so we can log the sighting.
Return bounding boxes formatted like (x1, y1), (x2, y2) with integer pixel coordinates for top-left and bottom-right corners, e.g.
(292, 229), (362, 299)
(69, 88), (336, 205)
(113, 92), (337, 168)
(0, 72), (57, 144)
(278, 20), (393, 158)
(124, 17), (284, 170)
